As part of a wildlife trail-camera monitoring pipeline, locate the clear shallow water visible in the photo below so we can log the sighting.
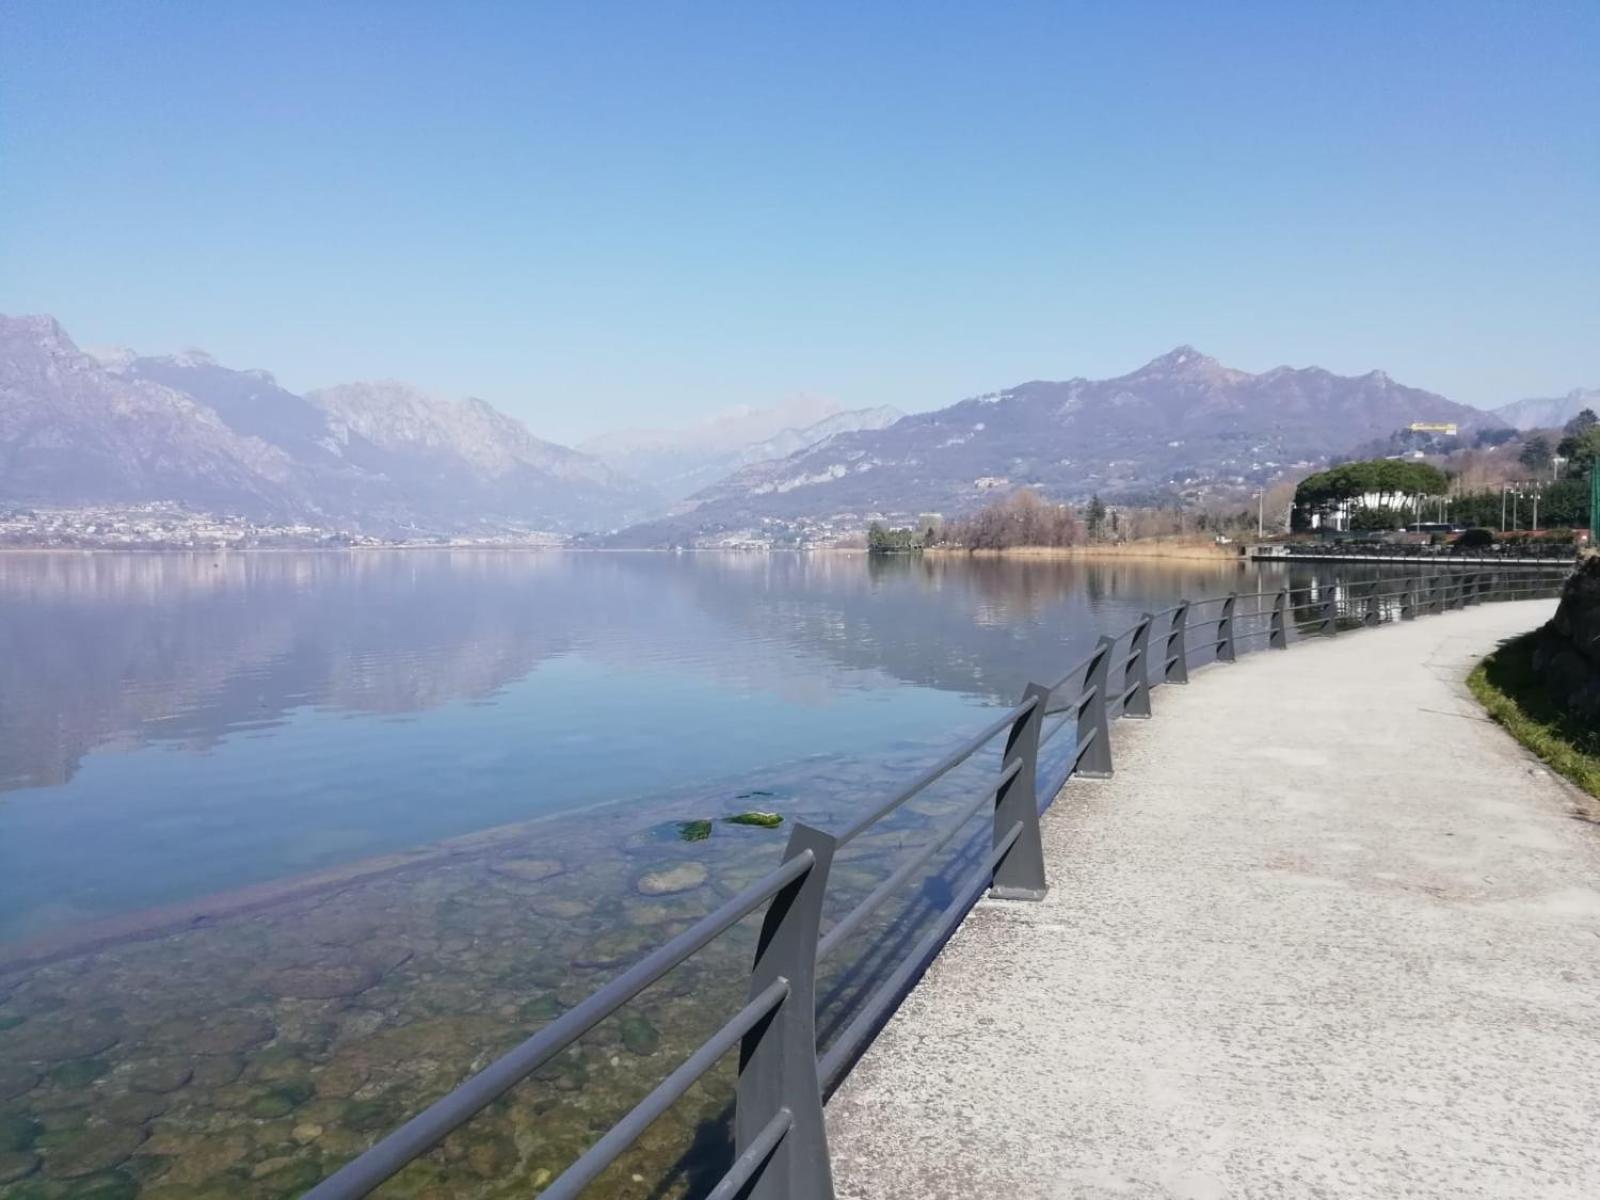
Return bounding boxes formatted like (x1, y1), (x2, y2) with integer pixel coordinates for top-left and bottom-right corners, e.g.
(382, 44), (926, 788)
(0, 549), (1363, 1199)
(0, 550), (1279, 945)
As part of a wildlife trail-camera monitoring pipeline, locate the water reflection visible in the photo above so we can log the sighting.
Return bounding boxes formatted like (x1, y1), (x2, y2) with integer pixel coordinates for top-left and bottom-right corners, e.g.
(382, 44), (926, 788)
(0, 550), (1255, 794)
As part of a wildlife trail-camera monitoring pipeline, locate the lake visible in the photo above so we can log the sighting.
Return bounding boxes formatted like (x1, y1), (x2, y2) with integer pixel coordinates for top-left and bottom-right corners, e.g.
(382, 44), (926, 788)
(0, 549), (1365, 1198)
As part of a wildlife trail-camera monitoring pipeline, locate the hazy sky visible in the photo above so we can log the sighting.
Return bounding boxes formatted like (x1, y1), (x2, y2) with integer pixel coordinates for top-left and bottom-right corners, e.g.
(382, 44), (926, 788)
(2, 1), (1595, 444)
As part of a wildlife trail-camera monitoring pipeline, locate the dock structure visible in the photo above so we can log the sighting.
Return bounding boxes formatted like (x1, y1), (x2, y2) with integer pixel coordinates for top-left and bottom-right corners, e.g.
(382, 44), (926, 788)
(828, 599), (1600, 1200)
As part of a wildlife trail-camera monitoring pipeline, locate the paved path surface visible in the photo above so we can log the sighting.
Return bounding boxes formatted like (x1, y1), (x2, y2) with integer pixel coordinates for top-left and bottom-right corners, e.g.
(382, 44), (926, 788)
(827, 600), (1600, 1200)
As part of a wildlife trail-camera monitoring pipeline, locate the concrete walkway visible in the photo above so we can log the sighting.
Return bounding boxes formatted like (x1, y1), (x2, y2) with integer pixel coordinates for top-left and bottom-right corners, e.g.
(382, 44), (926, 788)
(827, 600), (1600, 1199)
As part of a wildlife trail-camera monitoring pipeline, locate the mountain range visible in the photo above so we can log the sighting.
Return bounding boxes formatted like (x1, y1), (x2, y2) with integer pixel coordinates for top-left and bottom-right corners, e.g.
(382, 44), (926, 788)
(1491, 388), (1600, 432)
(0, 315), (654, 534)
(611, 347), (1505, 545)
(578, 398), (903, 502)
(4, 313), (1586, 546)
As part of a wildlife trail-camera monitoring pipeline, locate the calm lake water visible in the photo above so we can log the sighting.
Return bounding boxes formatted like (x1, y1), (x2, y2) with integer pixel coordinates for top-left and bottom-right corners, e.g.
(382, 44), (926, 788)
(0, 549), (1373, 1198)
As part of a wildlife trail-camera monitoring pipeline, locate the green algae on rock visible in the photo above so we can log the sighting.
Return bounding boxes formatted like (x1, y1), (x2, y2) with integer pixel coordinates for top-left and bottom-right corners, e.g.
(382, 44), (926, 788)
(517, 993), (563, 1024)
(724, 811), (783, 828)
(619, 1014), (661, 1057)
(675, 820), (713, 843)
(245, 1079), (315, 1119)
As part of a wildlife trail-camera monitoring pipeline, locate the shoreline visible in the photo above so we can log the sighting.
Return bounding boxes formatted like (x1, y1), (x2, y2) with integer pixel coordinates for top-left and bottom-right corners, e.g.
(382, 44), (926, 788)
(0, 542), (1238, 559)
(923, 541), (1241, 562)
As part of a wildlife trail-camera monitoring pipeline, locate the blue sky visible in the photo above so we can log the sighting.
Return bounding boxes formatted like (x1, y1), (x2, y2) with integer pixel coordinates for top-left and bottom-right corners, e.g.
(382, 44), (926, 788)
(2, 1), (1595, 443)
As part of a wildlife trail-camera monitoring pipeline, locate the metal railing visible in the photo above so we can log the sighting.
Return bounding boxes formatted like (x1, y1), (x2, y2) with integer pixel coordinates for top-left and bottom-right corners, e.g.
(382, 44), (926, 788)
(302, 565), (1568, 1200)
(1281, 540), (1577, 562)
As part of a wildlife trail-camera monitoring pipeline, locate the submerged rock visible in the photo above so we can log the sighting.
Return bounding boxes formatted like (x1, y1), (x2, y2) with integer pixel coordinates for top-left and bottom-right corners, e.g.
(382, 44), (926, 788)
(0, 1150), (39, 1184)
(269, 962), (382, 1000)
(250, 1154), (324, 1193)
(70, 1170), (141, 1200)
(622, 901), (675, 927)
(464, 1130), (518, 1178)
(725, 811), (783, 828)
(489, 858), (565, 883)
(619, 1013), (661, 1056)
(183, 1014), (275, 1056)
(530, 896), (594, 920)
(38, 1123), (146, 1178)
(245, 1079), (314, 1119)
(125, 1059), (193, 1094)
(97, 1090), (169, 1125)
(0, 1064), (38, 1101)
(573, 927), (656, 969)
(5, 1019), (119, 1062)
(46, 1057), (109, 1088)
(188, 1055), (245, 1089)
(635, 863), (709, 896)
(517, 994), (563, 1024)
(140, 1129), (253, 1187)
(0, 1112), (39, 1152)
(339, 1096), (403, 1134)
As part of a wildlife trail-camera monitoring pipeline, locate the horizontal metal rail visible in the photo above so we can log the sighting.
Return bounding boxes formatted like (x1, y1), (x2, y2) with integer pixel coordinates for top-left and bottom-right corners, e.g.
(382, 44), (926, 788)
(704, 1108), (794, 1200)
(303, 564), (1570, 1200)
(834, 697), (1038, 846)
(538, 978), (792, 1200)
(817, 758), (1022, 960)
(302, 850), (817, 1199)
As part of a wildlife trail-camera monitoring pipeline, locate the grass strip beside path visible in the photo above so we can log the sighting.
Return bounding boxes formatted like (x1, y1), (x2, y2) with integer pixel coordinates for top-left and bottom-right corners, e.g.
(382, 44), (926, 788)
(1468, 632), (1600, 799)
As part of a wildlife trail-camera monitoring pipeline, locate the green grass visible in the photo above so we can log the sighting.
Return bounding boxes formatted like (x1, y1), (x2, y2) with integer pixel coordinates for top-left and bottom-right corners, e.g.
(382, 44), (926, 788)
(1468, 632), (1600, 799)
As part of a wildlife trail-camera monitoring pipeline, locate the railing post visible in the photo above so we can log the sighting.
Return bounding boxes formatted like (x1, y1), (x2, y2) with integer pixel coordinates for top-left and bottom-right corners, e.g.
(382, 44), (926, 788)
(1216, 593), (1237, 662)
(1164, 601), (1190, 684)
(1400, 586), (1416, 621)
(1319, 588), (1337, 636)
(736, 823), (836, 1200)
(1463, 571), (1479, 606)
(1269, 588), (1288, 649)
(1075, 636), (1114, 778)
(1363, 582), (1381, 627)
(991, 682), (1049, 901)
(1123, 615), (1154, 717)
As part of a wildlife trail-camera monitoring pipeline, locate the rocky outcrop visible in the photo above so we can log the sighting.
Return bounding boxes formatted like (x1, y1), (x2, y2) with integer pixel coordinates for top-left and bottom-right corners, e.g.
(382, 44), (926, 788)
(1534, 557), (1600, 716)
